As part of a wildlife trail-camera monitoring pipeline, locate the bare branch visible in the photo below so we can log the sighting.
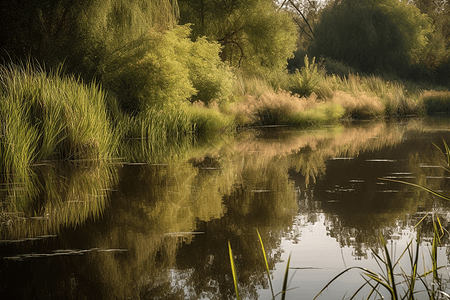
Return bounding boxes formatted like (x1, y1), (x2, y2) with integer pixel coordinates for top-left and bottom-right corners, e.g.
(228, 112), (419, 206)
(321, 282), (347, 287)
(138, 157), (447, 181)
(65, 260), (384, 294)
(287, 0), (316, 38)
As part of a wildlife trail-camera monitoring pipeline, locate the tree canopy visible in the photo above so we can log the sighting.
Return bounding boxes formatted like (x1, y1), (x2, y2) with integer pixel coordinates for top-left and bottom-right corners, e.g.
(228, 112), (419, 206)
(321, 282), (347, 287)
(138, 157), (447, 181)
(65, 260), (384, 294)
(309, 0), (433, 75)
(0, 0), (179, 78)
(178, 0), (298, 74)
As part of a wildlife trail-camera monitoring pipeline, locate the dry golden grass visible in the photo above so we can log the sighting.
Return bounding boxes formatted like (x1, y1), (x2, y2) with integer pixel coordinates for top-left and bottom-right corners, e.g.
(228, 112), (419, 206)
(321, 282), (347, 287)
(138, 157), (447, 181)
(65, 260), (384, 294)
(420, 90), (450, 114)
(232, 91), (329, 126)
(330, 90), (385, 118)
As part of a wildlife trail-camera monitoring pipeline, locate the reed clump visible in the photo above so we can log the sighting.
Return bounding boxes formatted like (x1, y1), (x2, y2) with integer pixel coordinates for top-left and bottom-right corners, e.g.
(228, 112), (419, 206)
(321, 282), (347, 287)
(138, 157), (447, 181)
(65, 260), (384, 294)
(187, 101), (235, 135)
(330, 90), (385, 119)
(232, 91), (344, 127)
(421, 90), (450, 114)
(229, 221), (447, 300)
(0, 63), (118, 178)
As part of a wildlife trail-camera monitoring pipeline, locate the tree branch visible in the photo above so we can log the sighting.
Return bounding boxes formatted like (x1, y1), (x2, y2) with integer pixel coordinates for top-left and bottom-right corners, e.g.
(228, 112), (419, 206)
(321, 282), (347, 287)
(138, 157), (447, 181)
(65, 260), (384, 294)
(287, 0), (315, 38)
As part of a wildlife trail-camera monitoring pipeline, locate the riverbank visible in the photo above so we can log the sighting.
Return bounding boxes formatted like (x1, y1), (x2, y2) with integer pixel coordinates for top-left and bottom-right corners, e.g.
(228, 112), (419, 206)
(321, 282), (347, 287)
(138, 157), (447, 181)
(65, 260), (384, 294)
(1, 60), (450, 177)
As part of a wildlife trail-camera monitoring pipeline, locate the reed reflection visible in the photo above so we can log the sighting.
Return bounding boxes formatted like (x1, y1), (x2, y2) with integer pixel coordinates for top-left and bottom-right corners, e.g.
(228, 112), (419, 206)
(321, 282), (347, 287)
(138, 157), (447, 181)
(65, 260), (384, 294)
(0, 162), (118, 241)
(2, 119), (450, 299)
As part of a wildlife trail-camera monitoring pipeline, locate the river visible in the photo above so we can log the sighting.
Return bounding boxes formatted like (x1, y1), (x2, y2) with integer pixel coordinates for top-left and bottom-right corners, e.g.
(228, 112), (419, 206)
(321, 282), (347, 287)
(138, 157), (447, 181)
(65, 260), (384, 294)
(1, 118), (450, 299)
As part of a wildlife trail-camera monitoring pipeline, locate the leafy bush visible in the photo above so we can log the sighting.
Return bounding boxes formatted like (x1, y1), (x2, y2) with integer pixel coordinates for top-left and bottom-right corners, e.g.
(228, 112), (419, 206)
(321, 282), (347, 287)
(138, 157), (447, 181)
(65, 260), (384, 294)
(101, 27), (195, 114)
(186, 36), (235, 105)
(102, 25), (235, 114)
(178, 0), (298, 75)
(0, 0), (180, 79)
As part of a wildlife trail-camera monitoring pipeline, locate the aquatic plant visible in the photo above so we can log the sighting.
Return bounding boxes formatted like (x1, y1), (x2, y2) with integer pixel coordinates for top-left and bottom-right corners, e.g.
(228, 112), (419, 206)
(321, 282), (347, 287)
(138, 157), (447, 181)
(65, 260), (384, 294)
(314, 221), (445, 300)
(0, 62), (118, 178)
(229, 229), (293, 300)
(227, 220), (447, 300)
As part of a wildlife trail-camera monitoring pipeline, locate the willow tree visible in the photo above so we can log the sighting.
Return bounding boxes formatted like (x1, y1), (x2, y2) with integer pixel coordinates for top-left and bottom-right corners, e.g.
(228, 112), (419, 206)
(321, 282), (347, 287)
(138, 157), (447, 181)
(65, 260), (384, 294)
(0, 0), (179, 78)
(309, 0), (432, 75)
(178, 0), (298, 75)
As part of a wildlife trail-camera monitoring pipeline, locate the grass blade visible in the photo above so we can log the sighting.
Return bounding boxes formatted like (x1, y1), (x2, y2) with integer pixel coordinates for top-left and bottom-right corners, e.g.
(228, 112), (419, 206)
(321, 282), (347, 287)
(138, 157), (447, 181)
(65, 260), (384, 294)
(281, 253), (292, 300)
(432, 221), (439, 283)
(380, 234), (398, 300)
(228, 241), (240, 300)
(407, 232), (420, 300)
(256, 229), (275, 299)
(379, 177), (450, 201)
(314, 266), (379, 300)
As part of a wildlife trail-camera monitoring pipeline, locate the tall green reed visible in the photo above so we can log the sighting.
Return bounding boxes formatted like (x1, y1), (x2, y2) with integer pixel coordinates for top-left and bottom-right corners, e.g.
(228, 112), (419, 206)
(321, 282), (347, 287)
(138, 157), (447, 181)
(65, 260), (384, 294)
(313, 220), (444, 300)
(229, 229), (293, 300)
(0, 62), (118, 176)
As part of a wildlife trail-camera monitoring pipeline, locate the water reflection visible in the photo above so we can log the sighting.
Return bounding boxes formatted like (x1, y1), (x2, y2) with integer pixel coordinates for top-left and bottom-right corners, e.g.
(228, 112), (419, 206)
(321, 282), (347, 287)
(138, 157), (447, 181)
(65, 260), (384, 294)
(1, 162), (117, 241)
(2, 118), (450, 299)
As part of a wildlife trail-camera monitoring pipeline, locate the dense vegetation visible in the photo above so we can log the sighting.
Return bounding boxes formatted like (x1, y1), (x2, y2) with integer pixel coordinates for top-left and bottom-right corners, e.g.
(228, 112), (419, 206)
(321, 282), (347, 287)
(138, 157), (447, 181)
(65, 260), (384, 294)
(1, 0), (450, 172)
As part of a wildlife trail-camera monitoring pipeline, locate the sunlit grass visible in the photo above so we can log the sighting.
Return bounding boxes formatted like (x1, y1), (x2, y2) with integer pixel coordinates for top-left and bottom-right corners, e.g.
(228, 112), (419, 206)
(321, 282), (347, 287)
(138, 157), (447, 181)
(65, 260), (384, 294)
(232, 91), (345, 127)
(0, 62), (118, 181)
(314, 224), (444, 300)
(186, 102), (235, 135)
(231, 55), (440, 125)
(421, 90), (450, 114)
(228, 220), (447, 300)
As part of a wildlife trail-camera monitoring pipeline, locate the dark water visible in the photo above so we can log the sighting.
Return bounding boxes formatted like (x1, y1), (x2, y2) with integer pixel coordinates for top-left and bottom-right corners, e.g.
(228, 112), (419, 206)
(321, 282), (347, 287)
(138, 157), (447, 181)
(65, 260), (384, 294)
(2, 118), (450, 299)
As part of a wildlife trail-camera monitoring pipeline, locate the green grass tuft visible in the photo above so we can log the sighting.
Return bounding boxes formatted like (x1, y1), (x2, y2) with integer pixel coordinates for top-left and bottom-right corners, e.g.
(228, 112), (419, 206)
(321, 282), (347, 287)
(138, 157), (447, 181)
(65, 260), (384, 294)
(0, 62), (118, 179)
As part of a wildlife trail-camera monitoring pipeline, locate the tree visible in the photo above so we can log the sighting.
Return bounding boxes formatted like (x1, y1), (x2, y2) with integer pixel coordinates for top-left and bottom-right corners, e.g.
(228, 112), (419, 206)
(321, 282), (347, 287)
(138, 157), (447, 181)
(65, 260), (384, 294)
(278, 0), (320, 41)
(410, 0), (450, 83)
(178, 0), (298, 74)
(309, 0), (432, 75)
(0, 0), (180, 79)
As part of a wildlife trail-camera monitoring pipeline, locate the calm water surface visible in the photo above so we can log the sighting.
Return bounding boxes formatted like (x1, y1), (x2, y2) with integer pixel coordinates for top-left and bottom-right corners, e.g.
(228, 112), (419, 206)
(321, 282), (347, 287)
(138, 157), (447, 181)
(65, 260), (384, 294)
(2, 118), (450, 299)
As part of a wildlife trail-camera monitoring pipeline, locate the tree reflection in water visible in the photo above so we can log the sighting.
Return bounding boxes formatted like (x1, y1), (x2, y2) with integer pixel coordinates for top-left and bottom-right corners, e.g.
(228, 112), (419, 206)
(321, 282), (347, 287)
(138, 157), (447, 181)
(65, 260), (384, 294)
(2, 118), (450, 299)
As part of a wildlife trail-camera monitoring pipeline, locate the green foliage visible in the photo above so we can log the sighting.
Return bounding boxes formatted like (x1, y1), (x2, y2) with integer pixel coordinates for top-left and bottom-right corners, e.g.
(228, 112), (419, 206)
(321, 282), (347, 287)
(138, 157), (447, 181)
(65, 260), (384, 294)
(178, 0), (298, 75)
(289, 55), (324, 97)
(186, 104), (235, 135)
(185, 35), (235, 105)
(102, 25), (235, 113)
(0, 0), (180, 79)
(310, 0), (432, 75)
(101, 26), (196, 113)
(242, 0), (298, 73)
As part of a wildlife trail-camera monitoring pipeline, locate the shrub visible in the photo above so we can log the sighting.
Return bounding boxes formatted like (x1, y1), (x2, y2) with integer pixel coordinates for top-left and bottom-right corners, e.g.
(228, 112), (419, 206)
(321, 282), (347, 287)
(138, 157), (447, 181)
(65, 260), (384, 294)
(331, 91), (385, 119)
(101, 26), (196, 114)
(288, 55), (325, 97)
(186, 36), (235, 106)
(101, 25), (235, 114)
(421, 90), (450, 114)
